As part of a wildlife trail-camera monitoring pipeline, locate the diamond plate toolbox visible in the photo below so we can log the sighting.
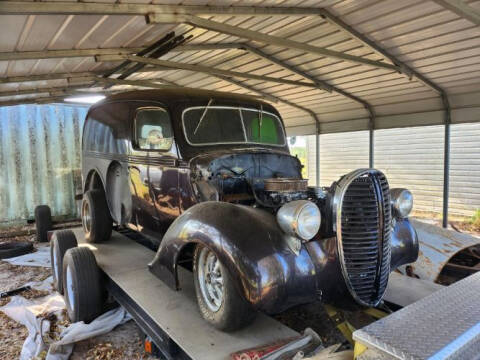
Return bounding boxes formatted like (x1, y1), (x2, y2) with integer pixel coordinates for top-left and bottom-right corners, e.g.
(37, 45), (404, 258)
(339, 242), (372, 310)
(353, 272), (480, 359)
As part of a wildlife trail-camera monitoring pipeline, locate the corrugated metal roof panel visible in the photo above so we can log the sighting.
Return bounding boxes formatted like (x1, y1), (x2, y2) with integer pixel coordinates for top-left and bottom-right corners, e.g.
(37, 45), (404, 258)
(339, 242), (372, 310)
(0, 0), (478, 133)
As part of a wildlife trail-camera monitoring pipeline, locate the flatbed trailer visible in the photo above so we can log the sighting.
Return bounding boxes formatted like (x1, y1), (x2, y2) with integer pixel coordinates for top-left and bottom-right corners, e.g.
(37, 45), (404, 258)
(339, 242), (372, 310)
(72, 228), (298, 359)
(70, 227), (480, 360)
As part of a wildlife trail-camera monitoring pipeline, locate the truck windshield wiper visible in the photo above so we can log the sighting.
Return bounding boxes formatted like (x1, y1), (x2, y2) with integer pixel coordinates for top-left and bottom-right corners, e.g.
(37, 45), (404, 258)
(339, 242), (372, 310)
(193, 98), (214, 135)
(259, 104), (263, 140)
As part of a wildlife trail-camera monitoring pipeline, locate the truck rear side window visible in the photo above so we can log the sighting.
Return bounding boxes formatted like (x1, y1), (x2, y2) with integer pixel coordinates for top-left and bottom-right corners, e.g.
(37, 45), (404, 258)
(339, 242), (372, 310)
(135, 107), (173, 151)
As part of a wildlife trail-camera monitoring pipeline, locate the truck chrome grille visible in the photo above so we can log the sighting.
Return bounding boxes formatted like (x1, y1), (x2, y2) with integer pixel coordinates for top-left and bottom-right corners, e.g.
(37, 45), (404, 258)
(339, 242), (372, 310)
(336, 170), (391, 307)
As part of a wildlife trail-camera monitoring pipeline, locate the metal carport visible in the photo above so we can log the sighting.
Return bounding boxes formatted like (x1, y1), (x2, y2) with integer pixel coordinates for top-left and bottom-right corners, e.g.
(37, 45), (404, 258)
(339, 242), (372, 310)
(1, 0), (480, 228)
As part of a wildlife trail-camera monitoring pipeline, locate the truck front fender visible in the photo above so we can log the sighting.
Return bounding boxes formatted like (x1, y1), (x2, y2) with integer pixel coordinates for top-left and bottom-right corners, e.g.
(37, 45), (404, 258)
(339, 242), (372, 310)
(148, 201), (317, 313)
(390, 218), (419, 270)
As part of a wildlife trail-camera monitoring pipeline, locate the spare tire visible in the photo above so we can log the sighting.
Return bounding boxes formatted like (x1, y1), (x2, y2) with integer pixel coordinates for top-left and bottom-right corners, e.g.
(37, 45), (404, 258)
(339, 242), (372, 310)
(35, 205), (53, 243)
(0, 241), (34, 259)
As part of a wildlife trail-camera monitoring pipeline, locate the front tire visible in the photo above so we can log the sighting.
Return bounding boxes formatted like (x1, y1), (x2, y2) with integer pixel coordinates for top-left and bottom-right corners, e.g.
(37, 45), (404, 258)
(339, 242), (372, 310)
(82, 189), (112, 243)
(63, 247), (104, 323)
(193, 245), (256, 331)
(51, 230), (78, 294)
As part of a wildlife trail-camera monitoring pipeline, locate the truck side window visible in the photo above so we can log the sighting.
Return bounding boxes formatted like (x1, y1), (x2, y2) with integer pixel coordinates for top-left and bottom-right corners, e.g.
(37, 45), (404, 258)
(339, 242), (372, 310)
(135, 107), (173, 151)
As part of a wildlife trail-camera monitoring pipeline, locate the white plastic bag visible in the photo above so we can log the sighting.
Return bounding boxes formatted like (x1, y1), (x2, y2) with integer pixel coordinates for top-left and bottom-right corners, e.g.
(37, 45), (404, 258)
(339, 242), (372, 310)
(0, 277), (64, 360)
(46, 307), (132, 360)
(1, 275), (131, 360)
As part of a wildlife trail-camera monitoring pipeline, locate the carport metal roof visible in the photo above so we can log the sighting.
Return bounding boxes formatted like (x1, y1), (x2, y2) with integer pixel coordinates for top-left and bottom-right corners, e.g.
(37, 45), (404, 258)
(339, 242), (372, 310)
(0, 0), (479, 227)
(1, 0), (479, 133)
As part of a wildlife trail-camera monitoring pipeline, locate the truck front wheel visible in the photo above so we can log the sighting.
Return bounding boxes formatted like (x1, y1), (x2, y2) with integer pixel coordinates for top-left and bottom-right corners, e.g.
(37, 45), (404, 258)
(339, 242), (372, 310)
(193, 244), (256, 331)
(82, 189), (112, 243)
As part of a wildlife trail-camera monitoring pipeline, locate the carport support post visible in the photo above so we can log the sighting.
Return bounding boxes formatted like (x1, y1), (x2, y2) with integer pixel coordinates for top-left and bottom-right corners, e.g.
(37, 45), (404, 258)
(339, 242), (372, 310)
(316, 123), (320, 186)
(442, 94), (452, 228)
(367, 108), (376, 169)
(369, 129), (374, 169)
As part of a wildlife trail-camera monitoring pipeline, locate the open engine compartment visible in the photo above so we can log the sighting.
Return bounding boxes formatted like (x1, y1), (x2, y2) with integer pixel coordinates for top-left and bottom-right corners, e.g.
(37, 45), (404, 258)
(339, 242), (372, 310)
(191, 151), (314, 207)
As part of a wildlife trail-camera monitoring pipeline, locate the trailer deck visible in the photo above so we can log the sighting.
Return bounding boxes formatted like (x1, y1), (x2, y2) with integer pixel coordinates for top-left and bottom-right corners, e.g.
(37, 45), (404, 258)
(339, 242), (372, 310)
(72, 228), (298, 360)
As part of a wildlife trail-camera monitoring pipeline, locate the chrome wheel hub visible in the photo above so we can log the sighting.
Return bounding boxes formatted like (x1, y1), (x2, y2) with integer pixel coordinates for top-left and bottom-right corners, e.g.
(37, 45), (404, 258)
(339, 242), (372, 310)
(81, 200), (91, 235)
(197, 247), (224, 312)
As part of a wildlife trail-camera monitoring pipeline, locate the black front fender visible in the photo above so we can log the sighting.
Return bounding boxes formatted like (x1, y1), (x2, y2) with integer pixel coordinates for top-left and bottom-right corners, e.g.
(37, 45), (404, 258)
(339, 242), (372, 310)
(390, 218), (419, 270)
(148, 202), (318, 313)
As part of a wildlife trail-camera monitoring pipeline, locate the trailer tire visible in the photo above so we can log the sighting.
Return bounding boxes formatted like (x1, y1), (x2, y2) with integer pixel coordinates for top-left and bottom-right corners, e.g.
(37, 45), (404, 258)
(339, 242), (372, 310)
(35, 205), (52, 243)
(63, 247), (104, 323)
(0, 241), (34, 259)
(82, 189), (112, 243)
(51, 230), (78, 294)
(193, 244), (256, 331)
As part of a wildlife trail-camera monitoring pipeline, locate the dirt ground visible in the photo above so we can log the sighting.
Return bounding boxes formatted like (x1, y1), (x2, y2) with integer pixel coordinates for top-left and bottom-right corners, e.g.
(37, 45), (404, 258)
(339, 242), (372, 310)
(411, 212), (480, 238)
(0, 226), (156, 360)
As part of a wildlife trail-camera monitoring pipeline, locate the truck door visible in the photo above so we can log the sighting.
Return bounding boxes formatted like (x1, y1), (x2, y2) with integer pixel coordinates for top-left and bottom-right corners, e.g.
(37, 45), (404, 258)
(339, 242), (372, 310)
(128, 105), (180, 240)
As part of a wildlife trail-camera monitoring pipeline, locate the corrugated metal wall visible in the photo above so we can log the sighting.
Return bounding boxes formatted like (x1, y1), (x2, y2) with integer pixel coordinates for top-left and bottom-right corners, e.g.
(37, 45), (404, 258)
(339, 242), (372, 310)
(306, 123), (480, 218)
(306, 131), (369, 187)
(375, 126), (445, 217)
(0, 104), (88, 224)
(450, 123), (480, 217)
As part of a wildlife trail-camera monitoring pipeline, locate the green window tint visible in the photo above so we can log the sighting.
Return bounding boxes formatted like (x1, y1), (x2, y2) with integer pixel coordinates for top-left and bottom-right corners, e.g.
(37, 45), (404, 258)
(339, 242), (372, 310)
(244, 114), (279, 145)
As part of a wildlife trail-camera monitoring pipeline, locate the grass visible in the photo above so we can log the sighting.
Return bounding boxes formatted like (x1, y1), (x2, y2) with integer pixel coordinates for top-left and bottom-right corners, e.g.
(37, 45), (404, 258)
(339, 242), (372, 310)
(470, 209), (480, 230)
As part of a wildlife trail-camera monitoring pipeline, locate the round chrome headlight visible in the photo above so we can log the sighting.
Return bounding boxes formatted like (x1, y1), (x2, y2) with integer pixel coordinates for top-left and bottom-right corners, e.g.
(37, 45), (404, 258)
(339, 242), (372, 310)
(390, 188), (413, 218)
(277, 200), (321, 241)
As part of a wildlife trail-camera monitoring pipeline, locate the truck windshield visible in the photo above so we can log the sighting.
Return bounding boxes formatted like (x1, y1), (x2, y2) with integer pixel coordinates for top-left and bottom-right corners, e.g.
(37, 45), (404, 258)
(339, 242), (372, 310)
(182, 106), (286, 146)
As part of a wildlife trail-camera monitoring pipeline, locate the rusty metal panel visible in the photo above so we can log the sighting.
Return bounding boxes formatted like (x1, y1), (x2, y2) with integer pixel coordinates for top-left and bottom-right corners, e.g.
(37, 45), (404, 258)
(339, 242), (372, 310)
(0, 103), (88, 224)
(403, 219), (480, 282)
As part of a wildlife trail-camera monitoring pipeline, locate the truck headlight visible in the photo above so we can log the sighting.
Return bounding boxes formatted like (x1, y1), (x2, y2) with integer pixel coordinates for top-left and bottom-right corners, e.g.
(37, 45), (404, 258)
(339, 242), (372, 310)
(277, 200), (321, 241)
(391, 188), (413, 219)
